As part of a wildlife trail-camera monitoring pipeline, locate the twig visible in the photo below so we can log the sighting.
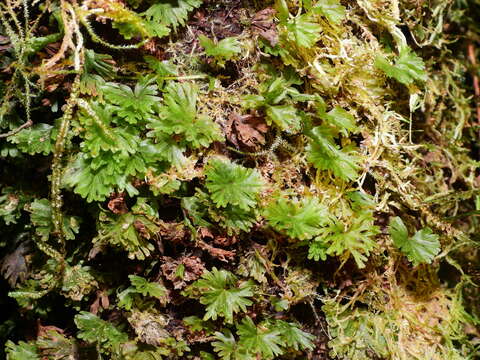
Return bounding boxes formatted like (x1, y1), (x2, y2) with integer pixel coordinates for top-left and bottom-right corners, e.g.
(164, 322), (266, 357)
(0, 119), (32, 138)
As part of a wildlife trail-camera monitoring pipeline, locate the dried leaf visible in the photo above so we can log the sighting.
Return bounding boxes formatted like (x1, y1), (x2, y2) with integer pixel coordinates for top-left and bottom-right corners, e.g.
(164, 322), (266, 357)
(252, 8), (279, 46)
(0, 241), (30, 287)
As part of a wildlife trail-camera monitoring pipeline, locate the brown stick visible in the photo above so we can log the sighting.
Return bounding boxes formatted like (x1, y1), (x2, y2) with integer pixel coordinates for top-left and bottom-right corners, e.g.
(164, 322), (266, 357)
(0, 119), (32, 138)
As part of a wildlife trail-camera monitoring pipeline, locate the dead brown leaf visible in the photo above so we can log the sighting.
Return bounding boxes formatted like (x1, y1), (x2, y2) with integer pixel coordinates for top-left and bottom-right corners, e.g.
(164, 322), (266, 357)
(226, 112), (268, 150)
(161, 255), (205, 289)
(107, 192), (128, 214)
(198, 226), (214, 240)
(251, 8), (278, 46)
(198, 240), (235, 262)
(89, 289), (110, 315)
(36, 320), (65, 337)
(0, 241), (30, 287)
(159, 222), (188, 243)
(213, 235), (237, 247)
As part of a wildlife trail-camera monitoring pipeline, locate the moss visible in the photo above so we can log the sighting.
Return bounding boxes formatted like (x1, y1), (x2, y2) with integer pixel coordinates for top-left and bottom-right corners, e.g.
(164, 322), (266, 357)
(0, 0), (479, 358)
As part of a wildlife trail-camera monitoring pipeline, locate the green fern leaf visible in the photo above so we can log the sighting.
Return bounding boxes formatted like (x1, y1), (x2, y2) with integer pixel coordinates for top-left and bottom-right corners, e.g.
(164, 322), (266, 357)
(307, 240), (329, 261)
(183, 268), (254, 323)
(84, 49), (116, 79)
(29, 199), (80, 241)
(0, 187), (31, 225)
(148, 82), (223, 149)
(129, 275), (167, 299)
(147, 131), (187, 168)
(375, 47), (427, 85)
(321, 106), (358, 135)
(272, 320), (315, 351)
(264, 197), (329, 240)
(212, 330), (238, 360)
(209, 204), (258, 235)
(389, 217), (440, 266)
(199, 35), (242, 67)
(311, 0), (346, 24)
(286, 14), (322, 48)
(36, 329), (78, 359)
(143, 0), (202, 35)
(78, 103), (140, 157)
(307, 126), (361, 181)
(266, 104), (302, 133)
(61, 264), (97, 301)
(5, 341), (39, 360)
(62, 153), (137, 202)
(102, 77), (160, 124)
(75, 311), (128, 355)
(93, 205), (159, 260)
(8, 124), (54, 155)
(313, 211), (379, 268)
(205, 158), (265, 210)
(236, 317), (283, 359)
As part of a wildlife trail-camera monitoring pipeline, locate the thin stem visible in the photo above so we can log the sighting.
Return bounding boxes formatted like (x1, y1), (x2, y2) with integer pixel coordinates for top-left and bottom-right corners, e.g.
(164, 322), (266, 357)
(0, 119), (32, 138)
(159, 75), (209, 80)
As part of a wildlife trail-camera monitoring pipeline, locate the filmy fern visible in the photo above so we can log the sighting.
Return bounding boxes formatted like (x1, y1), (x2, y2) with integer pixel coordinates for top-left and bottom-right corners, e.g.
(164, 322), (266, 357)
(199, 35), (242, 67)
(264, 197), (329, 240)
(309, 210), (379, 268)
(93, 205), (159, 260)
(212, 317), (315, 360)
(306, 126), (361, 181)
(102, 77), (160, 124)
(28, 199), (80, 242)
(183, 268), (254, 323)
(75, 311), (128, 355)
(375, 46), (427, 85)
(5, 341), (39, 360)
(285, 14), (322, 48)
(205, 158), (265, 210)
(310, 0), (346, 25)
(182, 189), (258, 235)
(142, 0), (203, 36)
(235, 317), (283, 359)
(389, 217), (440, 266)
(148, 82), (223, 149)
(8, 123), (54, 155)
(118, 275), (167, 310)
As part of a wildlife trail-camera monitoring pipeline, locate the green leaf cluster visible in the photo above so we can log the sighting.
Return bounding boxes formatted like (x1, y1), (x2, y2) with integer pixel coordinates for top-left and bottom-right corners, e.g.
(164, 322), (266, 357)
(118, 275), (167, 310)
(75, 311), (128, 355)
(242, 70), (317, 134)
(264, 196), (329, 240)
(306, 125), (361, 181)
(147, 82), (223, 149)
(93, 209), (158, 260)
(8, 124), (55, 155)
(375, 47), (427, 85)
(389, 217), (441, 266)
(199, 35), (242, 67)
(183, 268), (254, 324)
(205, 158), (264, 210)
(212, 317), (314, 359)
(309, 209), (379, 268)
(142, 0), (203, 38)
(28, 199), (80, 241)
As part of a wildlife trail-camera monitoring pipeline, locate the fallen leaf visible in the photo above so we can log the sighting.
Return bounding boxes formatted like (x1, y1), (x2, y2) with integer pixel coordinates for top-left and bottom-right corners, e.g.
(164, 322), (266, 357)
(252, 8), (279, 46)
(0, 240), (30, 287)
(107, 192), (128, 214)
(161, 255), (205, 289)
(160, 221), (188, 243)
(198, 240), (235, 262)
(226, 112), (268, 150)
(213, 235), (237, 247)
